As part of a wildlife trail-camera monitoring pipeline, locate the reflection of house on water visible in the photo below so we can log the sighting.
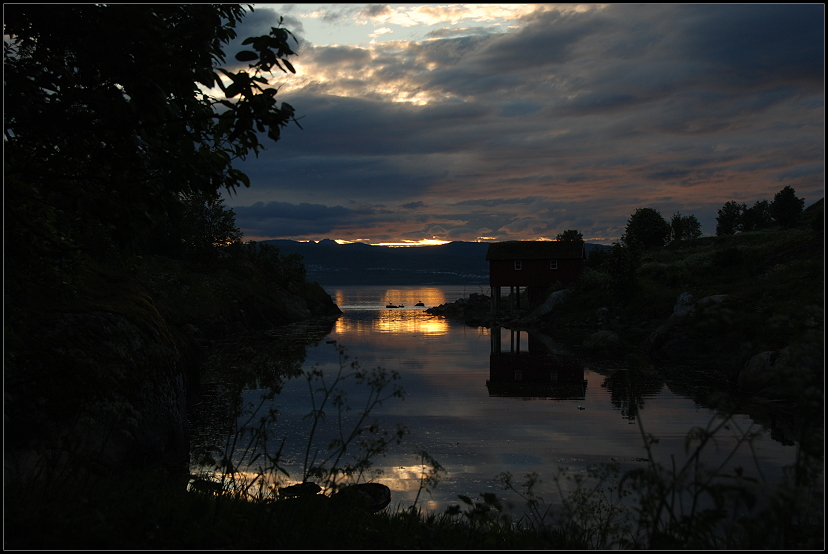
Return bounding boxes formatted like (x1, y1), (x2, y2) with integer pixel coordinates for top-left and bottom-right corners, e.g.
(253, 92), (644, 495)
(487, 327), (586, 400)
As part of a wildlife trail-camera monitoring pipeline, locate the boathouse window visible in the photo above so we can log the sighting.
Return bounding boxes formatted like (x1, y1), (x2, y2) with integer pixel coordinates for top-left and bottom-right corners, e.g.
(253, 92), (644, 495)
(514, 260), (522, 270)
(550, 259), (558, 270)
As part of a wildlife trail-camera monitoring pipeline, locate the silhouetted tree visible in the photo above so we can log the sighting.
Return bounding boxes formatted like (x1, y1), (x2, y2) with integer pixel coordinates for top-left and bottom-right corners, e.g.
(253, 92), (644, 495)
(669, 212), (703, 243)
(556, 229), (584, 241)
(715, 201), (746, 236)
(179, 193), (243, 261)
(605, 236), (642, 302)
(622, 208), (671, 250)
(4, 5), (299, 256)
(741, 199), (773, 232)
(770, 186), (805, 228)
(586, 247), (610, 268)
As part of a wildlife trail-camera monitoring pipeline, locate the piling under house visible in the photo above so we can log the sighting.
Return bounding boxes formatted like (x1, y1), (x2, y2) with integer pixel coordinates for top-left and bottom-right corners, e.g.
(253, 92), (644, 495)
(486, 240), (586, 312)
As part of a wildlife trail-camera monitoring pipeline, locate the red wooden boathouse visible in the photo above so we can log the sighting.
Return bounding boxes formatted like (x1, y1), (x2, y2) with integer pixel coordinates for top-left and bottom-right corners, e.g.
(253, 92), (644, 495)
(486, 240), (586, 312)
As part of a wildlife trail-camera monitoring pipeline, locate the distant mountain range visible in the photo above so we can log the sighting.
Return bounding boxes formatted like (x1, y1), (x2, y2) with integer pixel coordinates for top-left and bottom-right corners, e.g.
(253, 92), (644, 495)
(263, 239), (609, 286)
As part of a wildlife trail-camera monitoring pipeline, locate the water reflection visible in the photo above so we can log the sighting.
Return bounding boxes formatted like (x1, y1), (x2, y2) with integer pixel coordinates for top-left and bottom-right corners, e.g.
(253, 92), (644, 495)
(334, 310), (450, 336)
(333, 285), (464, 311)
(192, 286), (802, 514)
(188, 318), (338, 469)
(600, 367), (665, 422)
(487, 327), (587, 400)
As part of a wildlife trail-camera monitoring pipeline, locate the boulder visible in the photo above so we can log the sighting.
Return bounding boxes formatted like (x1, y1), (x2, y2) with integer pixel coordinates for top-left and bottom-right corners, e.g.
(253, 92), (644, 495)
(330, 483), (391, 513)
(738, 349), (792, 393)
(698, 294), (729, 308)
(673, 292), (695, 317)
(280, 481), (322, 498)
(582, 330), (624, 355)
(529, 289), (570, 318)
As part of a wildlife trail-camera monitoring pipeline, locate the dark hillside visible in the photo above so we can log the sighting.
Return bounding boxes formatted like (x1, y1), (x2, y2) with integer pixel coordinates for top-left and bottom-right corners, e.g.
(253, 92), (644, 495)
(5, 248), (341, 487)
(264, 240), (610, 285)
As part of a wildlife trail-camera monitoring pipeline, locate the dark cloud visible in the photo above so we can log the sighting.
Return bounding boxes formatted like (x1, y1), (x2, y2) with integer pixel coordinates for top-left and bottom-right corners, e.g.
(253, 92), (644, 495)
(358, 4), (392, 19)
(499, 100), (543, 118)
(424, 25), (500, 39)
(675, 4), (824, 90)
(226, 4), (824, 244)
(234, 200), (356, 221)
(312, 45), (371, 66)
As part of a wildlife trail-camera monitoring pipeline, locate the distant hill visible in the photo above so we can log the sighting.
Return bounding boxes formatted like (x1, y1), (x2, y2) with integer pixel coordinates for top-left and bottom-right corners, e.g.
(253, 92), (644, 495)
(263, 240), (610, 285)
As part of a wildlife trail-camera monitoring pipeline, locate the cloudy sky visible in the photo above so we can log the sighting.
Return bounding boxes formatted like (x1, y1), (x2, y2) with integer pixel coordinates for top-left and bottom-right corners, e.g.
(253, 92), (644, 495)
(220, 4), (824, 245)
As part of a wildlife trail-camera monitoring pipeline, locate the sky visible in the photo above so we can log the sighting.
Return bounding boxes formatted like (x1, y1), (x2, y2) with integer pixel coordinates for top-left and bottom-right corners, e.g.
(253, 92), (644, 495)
(219, 4), (824, 245)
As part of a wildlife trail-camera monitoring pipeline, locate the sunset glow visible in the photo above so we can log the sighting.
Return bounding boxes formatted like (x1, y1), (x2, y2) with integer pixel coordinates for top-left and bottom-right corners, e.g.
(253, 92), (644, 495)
(223, 4), (823, 245)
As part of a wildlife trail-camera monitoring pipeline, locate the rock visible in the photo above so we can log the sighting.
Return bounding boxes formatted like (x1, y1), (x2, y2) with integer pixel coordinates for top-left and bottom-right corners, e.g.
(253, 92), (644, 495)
(529, 289), (570, 318)
(425, 293), (490, 322)
(738, 348), (795, 394)
(331, 483), (391, 513)
(641, 322), (668, 356)
(280, 481), (322, 498)
(673, 292), (695, 317)
(582, 330), (624, 354)
(698, 294), (729, 308)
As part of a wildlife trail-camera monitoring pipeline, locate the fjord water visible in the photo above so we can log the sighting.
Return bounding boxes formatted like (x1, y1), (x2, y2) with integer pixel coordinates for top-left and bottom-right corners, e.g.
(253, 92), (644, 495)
(201, 285), (798, 514)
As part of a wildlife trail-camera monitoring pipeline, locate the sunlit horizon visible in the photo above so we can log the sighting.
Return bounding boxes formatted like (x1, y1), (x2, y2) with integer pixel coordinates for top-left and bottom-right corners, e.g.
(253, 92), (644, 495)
(333, 238), (453, 247)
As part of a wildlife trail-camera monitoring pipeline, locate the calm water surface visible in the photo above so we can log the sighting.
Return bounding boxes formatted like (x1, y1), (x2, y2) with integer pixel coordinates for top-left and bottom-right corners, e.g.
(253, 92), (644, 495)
(196, 285), (799, 514)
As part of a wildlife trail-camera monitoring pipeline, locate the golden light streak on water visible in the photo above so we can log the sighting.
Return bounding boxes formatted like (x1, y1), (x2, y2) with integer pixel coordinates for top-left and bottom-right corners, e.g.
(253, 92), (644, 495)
(372, 311), (448, 335)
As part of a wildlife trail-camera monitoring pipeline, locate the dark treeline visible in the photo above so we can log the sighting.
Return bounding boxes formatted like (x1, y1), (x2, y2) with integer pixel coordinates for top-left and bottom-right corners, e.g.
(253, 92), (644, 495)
(576, 188), (817, 303)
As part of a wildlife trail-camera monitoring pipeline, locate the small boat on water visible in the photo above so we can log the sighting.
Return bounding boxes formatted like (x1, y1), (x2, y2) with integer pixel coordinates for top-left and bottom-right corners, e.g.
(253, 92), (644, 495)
(415, 301), (425, 306)
(386, 304), (399, 308)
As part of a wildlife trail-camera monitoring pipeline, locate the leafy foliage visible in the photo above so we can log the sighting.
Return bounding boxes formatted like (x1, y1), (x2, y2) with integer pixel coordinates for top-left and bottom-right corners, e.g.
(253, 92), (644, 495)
(299, 344), (407, 491)
(4, 4), (300, 273)
(622, 208), (671, 250)
(740, 199), (773, 232)
(225, 241), (307, 286)
(604, 238), (643, 302)
(491, 411), (823, 550)
(177, 193), (244, 261)
(669, 211), (702, 243)
(716, 201), (745, 236)
(555, 229), (583, 241)
(770, 185), (805, 228)
(716, 187), (806, 236)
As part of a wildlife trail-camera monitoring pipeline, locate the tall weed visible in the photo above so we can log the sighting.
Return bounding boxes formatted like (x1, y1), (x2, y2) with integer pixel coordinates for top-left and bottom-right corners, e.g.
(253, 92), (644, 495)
(493, 411), (823, 549)
(190, 343), (407, 498)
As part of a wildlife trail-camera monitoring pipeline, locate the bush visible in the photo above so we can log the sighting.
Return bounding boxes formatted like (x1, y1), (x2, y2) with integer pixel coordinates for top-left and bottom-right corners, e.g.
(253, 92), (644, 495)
(178, 192), (243, 262)
(605, 240), (642, 303)
(712, 247), (744, 269)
